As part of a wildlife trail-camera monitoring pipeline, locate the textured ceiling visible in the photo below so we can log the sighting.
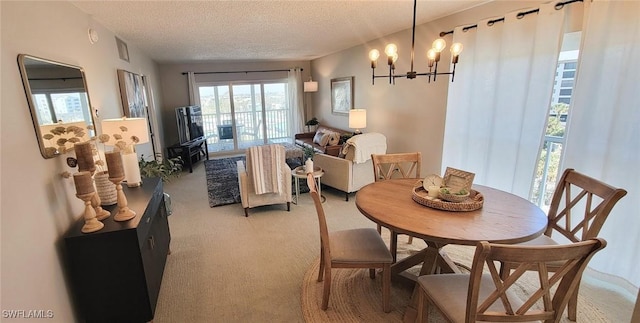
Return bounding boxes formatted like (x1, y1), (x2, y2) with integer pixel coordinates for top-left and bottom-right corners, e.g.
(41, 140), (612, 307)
(71, 1), (489, 63)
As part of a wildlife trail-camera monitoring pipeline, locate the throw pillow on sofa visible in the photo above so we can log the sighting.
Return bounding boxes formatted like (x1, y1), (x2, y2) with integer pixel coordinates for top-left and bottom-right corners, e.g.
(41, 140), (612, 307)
(319, 133), (332, 147)
(313, 131), (325, 145)
(327, 132), (340, 146)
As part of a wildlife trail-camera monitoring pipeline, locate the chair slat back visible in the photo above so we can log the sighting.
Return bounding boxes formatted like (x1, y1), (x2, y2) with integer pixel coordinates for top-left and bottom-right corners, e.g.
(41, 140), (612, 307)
(307, 173), (331, 268)
(546, 168), (627, 242)
(371, 152), (421, 181)
(467, 239), (606, 323)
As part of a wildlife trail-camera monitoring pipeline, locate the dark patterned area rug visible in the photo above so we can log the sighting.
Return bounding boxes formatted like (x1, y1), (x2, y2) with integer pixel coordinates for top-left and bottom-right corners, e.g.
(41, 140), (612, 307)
(205, 156), (308, 207)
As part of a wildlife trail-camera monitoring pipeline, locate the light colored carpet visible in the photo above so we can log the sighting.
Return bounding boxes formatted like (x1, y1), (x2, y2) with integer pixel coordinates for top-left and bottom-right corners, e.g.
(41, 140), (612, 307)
(153, 161), (636, 322)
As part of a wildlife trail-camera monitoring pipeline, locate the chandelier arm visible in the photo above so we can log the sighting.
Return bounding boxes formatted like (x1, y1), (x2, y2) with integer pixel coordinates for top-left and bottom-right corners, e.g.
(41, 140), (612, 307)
(372, 67), (375, 85)
(410, 0), (417, 74)
(451, 64), (457, 82)
(433, 60), (439, 82)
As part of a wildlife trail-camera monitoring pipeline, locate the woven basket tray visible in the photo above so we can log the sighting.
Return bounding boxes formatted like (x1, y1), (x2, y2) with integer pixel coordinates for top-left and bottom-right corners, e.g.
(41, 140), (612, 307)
(412, 182), (484, 212)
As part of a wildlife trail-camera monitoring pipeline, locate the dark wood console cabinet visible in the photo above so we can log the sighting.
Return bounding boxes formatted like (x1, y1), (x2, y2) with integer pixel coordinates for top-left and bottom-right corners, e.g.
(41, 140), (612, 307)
(64, 177), (170, 323)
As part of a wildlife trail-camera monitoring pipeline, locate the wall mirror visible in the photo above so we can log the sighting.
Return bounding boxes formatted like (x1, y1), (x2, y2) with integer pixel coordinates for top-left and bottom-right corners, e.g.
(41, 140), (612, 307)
(18, 54), (96, 159)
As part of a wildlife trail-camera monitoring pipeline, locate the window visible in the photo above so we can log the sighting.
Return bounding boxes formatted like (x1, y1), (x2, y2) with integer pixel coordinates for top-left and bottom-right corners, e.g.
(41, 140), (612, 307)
(196, 80), (292, 153)
(33, 91), (88, 125)
(531, 32), (581, 209)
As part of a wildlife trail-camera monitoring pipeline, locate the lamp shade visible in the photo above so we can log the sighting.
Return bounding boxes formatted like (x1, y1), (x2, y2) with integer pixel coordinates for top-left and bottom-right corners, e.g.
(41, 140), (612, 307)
(101, 117), (149, 146)
(349, 109), (367, 130)
(304, 81), (318, 93)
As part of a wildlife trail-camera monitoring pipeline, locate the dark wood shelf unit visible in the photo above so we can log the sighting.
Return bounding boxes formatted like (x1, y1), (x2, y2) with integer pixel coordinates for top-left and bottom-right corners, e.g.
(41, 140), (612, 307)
(167, 136), (209, 173)
(64, 177), (170, 323)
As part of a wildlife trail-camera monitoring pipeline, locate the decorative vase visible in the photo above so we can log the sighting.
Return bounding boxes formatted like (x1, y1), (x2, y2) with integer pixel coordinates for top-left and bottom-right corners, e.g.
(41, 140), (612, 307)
(94, 170), (117, 206)
(305, 158), (314, 173)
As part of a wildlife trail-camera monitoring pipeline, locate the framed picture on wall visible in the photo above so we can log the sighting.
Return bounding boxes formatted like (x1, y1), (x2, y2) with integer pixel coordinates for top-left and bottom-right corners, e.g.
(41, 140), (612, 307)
(331, 76), (354, 115)
(117, 69), (146, 118)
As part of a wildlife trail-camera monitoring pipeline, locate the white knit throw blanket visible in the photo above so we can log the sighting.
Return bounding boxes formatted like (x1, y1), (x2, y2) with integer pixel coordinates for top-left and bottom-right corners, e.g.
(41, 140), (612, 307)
(342, 132), (387, 164)
(249, 144), (283, 195)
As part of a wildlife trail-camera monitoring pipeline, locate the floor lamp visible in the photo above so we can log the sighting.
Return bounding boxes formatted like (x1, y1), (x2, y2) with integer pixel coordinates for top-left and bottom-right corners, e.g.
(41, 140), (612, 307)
(304, 77), (318, 123)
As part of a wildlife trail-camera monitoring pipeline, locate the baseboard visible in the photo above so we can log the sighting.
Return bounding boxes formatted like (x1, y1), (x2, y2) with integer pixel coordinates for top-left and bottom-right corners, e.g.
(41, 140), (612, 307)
(583, 267), (639, 301)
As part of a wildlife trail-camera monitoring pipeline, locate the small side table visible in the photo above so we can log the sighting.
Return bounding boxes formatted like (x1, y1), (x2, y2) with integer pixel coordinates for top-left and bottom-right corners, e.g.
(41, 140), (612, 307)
(292, 166), (325, 204)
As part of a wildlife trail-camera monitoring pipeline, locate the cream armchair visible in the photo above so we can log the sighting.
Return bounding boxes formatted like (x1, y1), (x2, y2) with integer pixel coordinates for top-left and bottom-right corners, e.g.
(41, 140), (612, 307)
(237, 145), (292, 217)
(314, 133), (387, 201)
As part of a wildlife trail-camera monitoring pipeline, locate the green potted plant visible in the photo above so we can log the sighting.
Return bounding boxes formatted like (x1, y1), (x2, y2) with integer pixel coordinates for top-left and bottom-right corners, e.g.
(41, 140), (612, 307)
(302, 146), (315, 161)
(305, 117), (319, 132)
(139, 154), (184, 182)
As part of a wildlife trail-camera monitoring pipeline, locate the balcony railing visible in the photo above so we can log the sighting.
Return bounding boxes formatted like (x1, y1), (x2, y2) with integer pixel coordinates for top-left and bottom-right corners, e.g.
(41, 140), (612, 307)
(201, 109), (291, 152)
(531, 135), (564, 211)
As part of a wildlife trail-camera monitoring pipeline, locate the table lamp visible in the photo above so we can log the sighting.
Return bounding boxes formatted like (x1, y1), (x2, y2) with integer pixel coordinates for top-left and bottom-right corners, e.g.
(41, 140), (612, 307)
(349, 109), (367, 135)
(101, 117), (149, 187)
(303, 77), (318, 93)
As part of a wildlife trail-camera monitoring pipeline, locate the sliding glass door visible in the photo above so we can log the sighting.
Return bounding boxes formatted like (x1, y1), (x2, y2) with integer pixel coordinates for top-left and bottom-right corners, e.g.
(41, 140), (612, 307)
(197, 80), (291, 154)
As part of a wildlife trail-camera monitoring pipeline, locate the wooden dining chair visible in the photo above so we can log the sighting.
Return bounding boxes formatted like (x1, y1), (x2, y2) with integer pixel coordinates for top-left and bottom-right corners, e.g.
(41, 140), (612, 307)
(417, 238), (606, 323)
(500, 168), (627, 320)
(371, 152), (421, 261)
(307, 173), (393, 313)
(500, 168), (627, 321)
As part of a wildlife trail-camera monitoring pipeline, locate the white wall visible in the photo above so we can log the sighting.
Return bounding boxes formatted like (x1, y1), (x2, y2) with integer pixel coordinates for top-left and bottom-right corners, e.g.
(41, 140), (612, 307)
(1, 2), (162, 321)
(157, 61), (311, 147)
(309, 1), (547, 176)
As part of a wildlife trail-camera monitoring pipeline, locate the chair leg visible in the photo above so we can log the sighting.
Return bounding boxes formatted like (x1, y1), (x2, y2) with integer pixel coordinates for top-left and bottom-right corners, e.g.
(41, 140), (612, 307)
(286, 202), (290, 211)
(382, 263), (391, 313)
(417, 288), (424, 323)
(345, 192), (349, 201)
(369, 268), (375, 279)
(318, 250), (325, 282)
(244, 208), (248, 217)
(408, 235), (413, 244)
(377, 224), (382, 234)
(568, 280), (580, 321)
(390, 231), (398, 263)
(321, 267), (331, 310)
(499, 261), (510, 280)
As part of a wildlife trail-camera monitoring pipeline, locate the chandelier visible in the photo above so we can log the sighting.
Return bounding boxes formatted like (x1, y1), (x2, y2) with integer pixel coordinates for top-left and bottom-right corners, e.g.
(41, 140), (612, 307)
(368, 0), (463, 85)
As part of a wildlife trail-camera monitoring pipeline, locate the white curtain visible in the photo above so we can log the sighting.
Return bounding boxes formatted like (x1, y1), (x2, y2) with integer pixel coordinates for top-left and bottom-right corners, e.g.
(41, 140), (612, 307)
(187, 71), (196, 105)
(442, 3), (565, 198)
(288, 68), (304, 135)
(562, 0), (640, 287)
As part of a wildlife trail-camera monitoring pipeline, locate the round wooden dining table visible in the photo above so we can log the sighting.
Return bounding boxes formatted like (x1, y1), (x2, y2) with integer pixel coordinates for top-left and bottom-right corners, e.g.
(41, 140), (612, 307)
(356, 178), (548, 322)
(356, 178), (547, 248)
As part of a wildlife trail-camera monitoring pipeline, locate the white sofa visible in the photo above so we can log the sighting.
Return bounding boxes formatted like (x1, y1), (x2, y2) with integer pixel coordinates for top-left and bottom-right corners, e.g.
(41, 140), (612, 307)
(314, 132), (387, 201)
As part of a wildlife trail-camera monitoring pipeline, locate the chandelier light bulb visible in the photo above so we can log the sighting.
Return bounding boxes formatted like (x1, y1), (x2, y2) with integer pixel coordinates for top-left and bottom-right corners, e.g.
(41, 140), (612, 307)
(384, 43), (398, 57)
(432, 38), (447, 53)
(369, 49), (380, 61)
(392, 53), (399, 63)
(450, 43), (464, 56)
(427, 49), (437, 60)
